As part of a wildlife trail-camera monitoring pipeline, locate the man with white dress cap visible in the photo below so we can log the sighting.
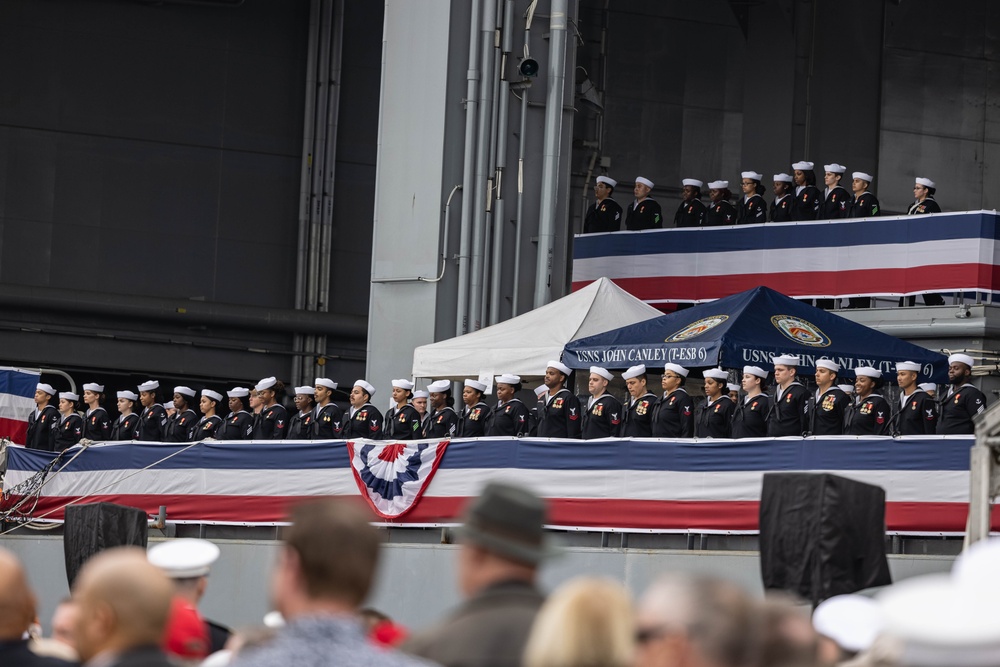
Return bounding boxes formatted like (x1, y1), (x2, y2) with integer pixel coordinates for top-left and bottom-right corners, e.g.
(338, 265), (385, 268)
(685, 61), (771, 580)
(770, 173), (794, 222)
(894, 361), (937, 435)
(737, 171), (767, 224)
(938, 353), (987, 434)
(625, 176), (662, 230)
(651, 363), (694, 438)
(767, 355), (810, 437)
(811, 359), (849, 436)
(674, 178), (707, 228)
(313, 377), (345, 439)
(848, 171), (880, 219)
(537, 360), (581, 439)
(620, 364), (657, 437)
(342, 379), (383, 440)
(583, 175), (623, 233)
(582, 366), (622, 439)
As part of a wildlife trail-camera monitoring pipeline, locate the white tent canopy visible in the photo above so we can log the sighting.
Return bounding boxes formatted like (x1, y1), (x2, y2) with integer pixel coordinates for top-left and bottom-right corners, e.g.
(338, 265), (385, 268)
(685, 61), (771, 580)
(411, 277), (662, 381)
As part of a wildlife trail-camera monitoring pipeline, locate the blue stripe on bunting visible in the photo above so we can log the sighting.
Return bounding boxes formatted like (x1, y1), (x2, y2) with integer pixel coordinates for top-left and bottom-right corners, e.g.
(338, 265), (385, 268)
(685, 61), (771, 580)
(0, 369), (39, 399)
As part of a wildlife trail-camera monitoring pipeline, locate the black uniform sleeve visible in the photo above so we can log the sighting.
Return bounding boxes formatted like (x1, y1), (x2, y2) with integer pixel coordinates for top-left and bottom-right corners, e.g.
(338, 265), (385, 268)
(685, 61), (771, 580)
(920, 394), (938, 434)
(680, 393), (694, 438)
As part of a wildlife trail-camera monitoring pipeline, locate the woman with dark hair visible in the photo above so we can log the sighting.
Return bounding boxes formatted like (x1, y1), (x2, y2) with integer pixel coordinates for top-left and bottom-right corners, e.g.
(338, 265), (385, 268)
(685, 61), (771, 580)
(737, 172), (767, 224)
(731, 366), (770, 438)
(791, 161), (821, 220)
(220, 387), (254, 440)
(313, 378), (345, 439)
(288, 386), (316, 439)
(652, 363), (694, 438)
(165, 386), (198, 442)
(189, 389), (224, 440)
(457, 379), (489, 437)
(137, 380), (167, 441)
(423, 380), (459, 438)
(846, 367), (891, 435)
(252, 377), (288, 440)
(82, 382), (111, 441)
(26, 383), (59, 450)
(485, 374), (530, 437)
(695, 369), (735, 438)
(820, 163), (851, 219)
(53, 391), (84, 451)
(704, 180), (737, 226)
(110, 390), (140, 440)
(385, 379), (422, 440)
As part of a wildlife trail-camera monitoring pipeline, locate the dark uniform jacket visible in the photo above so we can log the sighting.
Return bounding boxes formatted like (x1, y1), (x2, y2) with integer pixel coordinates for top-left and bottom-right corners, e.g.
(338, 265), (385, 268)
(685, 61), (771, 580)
(731, 393), (770, 438)
(253, 404), (288, 440)
(652, 389), (694, 438)
(26, 405), (59, 450)
(767, 383), (810, 436)
(342, 403), (383, 439)
(98, 645), (174, 667)
(820, 186), (851, 219)
(220, 411), (254, 439)
(53, 413), (84, 451)
(313, 402), (345, 438)
(110, 413), (140, 440)
(938, 384), (987, 434)
(625, 198), (662, 230)
(792, 185), (822, 220)
(846, 394), (892, 435)
(737, 194), (767, 224)
(458, 402), (489, 437)
(621, 392), (656, 437)
(189, 415), (223, 440)
(811, 387), (850, 435)
(705, 200), (737, 226)
(770, 194), (793, 222)
(695, 395), (735, 438)
(536, 388), (582, 438)
(583, 198), (622, 233)
(424, 406), (460, 438)
(0, 639), (77, 667)
(165, 409), (198, 442)
(287, 410), (315, 439)
(84, 407), (112, 441)
(849, 191), (880, 218)
(485, 399), (530, 437)
(582, 394), (623, 439)
(674, 198), (707, 227)
(908, 197), (941, 215)
(138, 404), (168, 441)
(894, 389), (937, 435)
(385, 404), (423, 440)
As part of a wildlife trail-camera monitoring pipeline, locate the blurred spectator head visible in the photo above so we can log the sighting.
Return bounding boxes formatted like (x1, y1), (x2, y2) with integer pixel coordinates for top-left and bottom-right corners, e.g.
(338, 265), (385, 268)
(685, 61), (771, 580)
(0, 548), (36, 641)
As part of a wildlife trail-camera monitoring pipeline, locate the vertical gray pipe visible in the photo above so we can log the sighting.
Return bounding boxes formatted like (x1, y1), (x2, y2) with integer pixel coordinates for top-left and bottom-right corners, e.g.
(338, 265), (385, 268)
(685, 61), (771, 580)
(533, 0), (568, 308)
(468, 0), (498, 332)
(488, 0), (515, 325)
(455, 1), (482, 336)
(292, 0), (321, 387)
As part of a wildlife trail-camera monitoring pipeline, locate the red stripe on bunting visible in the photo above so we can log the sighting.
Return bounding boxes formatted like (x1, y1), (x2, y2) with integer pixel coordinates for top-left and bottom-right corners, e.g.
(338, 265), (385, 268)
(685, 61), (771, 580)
(0, 416), (29, 445)
(572, 263), (1000, 302)
(6, 494), (992, 533)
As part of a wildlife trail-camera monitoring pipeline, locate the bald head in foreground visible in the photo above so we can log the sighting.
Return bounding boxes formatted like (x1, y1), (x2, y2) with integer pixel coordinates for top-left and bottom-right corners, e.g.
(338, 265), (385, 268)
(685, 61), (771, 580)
(72, 547), (175, 667)
(0, 548), (76, 666)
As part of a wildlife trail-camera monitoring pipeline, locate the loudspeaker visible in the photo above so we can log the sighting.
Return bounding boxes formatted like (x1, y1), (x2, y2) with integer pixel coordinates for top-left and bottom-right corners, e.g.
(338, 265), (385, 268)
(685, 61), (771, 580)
(759, 473), (891, 605)
(64, 502), (148, 588)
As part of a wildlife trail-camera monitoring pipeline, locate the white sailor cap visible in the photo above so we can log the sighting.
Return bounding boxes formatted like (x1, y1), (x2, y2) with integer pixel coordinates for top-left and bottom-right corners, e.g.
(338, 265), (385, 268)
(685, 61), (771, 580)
(740, 171), (763, 181)
(727, 383), (740, 392)
(354, 379), (376, 396)
(918, 382), (936, 393)
(202, 389), (223, 402)
(854, 366), (882, 379)
(635, 176), (654, 188)
(162, 402), (175, 411)
(589, 366), (613, 381)
(534, 384), (548, 397)
(59, 391), (79, 401)
(263, 611), (285, 629)
(464, 379), (487, 392)
(314, 378), (338, 390)
(293, 386), (315, 396)
(595, 175), (617, 188)
(83, 383), (104, 393)
(173, 386), (196, 398)
(743, 365), (768, 378)
(138, 380), (159, 392)
(148, 538), (221, 579)
(622, 364), (646, 380)
(391, 379), (414, 391)
(707, 180), (729, 190)
(852, 171), (874, 182)
(948, 353), (975, 369)
(791, 161), (814, 171)
(703, 368), (728, 381)
(682, 178), (703, 188)
(816, 359), (840, 372)
(823, 163), (847, 174)
(412, 390), (429, 399)
(227, 387), (250, 398)
(37, 383), (56, 396)
(812, 594), (883, 653)
(427, 380), (451, 393)
(838, 384), (855, 394)
(772, 173), (794, 183)
(663, 363), (689, 377)
(117, 390), (138, 401)
(255, 377), (277, 391)
(495, 374), (521, 385)
(547, 360), (572, 376)
(915, 177), (936, 189)
(771, 354), (800, 367)
(896, 361), (921, 372)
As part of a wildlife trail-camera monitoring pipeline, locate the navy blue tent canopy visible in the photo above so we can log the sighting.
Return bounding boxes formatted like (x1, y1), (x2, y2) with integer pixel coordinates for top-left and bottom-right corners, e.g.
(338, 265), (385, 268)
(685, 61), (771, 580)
(562, 286), (948, 382)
